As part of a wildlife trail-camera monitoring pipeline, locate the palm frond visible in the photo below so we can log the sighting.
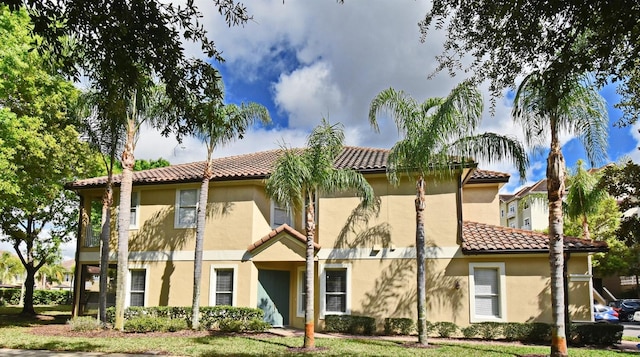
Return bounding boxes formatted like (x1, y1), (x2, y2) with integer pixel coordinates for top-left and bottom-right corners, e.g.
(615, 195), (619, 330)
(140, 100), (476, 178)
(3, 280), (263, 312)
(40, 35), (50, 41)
(368, 88), (418, 134)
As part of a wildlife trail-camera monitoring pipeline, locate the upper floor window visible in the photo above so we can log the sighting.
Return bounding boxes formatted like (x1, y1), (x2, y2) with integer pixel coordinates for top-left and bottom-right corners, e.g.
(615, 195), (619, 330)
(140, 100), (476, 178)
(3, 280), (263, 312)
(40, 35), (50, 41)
(523, 218), (531, 229)
(85, 199), (102, 247)
(523, 201), (530, 210)
(271, 201), (293, 228)
(129, 191), (140, 229)
(175, 189), (198, 228)
(500, 209), (504, 218)
(507, 202), (516, 217)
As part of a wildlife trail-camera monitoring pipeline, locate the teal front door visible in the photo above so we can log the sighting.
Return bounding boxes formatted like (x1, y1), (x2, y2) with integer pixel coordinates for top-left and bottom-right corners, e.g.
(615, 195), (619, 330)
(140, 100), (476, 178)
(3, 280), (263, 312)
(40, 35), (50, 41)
(257, 270), (290, 327)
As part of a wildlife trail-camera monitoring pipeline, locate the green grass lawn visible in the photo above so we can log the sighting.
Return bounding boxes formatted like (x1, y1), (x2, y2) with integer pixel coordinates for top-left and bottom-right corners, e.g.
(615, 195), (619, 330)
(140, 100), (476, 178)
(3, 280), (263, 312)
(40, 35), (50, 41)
(0, 306), (635, 356)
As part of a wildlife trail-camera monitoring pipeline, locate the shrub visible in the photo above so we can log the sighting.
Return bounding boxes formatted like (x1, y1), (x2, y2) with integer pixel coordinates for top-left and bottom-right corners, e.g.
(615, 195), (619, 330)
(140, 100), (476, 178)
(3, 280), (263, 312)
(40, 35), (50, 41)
(384, 318), (414, 335)
(124, 316), (167, 333)
(32, 290), (72, 305)
(503, 322), (528, 341)
(164, 318), (188, 332)
(218, 317), (270, 332)
(324, 315), (376, 335)
(461, 324), (479, 339)
(67, 316), (103, 332)
(571, 323), (623, 346)
(522, 322), (552, 343)
(434, 321), (458, 338)
(0, 289), (21, 305)
(477, 322), (502, 340)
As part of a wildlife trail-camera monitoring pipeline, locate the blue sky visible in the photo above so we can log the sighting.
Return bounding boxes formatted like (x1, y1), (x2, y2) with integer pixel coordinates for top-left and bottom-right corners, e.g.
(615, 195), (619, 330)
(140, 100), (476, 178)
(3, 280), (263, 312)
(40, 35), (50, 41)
(132, 0), (639, 196)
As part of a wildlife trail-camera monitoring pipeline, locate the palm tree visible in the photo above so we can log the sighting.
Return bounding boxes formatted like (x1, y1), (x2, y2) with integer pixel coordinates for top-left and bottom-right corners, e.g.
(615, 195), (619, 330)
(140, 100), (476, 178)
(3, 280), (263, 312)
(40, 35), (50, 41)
(36, 262), (66, 288)
(190, 77), (271, 330)
(264, 120), (375, 349)
(565, 159), (608, 241)
(369, 81), (528, 345)
(512, 72), (608, 357)
(77, 90), (124, 323)
(0, 251), (24, 285)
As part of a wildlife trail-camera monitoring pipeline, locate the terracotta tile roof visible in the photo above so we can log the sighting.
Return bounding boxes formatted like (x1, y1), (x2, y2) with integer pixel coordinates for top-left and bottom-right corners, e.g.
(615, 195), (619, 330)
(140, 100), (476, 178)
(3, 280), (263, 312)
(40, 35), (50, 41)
(462, 221), (608, 254)
(67, 146), (509, 189)
(247, 224), (320, 253)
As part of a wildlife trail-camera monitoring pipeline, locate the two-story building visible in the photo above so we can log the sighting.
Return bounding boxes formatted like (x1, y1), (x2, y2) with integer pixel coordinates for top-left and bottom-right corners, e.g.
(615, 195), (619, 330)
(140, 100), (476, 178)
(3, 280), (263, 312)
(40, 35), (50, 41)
(67, 147), (606, 330)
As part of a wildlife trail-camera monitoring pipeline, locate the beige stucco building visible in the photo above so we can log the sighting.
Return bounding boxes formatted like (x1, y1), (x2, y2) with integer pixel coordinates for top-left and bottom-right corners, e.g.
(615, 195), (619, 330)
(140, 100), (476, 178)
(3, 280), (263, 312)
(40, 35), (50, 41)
(67, 147), (606, 330)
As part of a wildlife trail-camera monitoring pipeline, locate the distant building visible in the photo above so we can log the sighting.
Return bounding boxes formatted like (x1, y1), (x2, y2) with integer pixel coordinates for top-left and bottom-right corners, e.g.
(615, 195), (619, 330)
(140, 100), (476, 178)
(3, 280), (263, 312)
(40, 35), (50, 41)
(499, 179), (548, 232)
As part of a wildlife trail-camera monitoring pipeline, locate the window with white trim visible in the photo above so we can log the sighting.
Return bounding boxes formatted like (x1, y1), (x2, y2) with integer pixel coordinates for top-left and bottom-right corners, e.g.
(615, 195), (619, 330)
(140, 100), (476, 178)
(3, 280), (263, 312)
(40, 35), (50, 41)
(469, 262), (506, 322)
(523, 218), (530, 229)
(210, 266), (237, 306)
(129, 269), (146, 307)
(297, 268), (306, 317)
(321, 264), (351, 316)
(175, 189), (198, 228)
(507, 202), (516, 216)
(270, 200), (293, 228)
(130, 191), (140, 229)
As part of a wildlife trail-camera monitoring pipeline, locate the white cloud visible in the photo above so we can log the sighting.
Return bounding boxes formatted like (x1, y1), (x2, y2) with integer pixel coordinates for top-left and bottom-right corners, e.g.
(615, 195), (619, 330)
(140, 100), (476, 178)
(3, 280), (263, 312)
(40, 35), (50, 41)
(627, 122), (640, 163)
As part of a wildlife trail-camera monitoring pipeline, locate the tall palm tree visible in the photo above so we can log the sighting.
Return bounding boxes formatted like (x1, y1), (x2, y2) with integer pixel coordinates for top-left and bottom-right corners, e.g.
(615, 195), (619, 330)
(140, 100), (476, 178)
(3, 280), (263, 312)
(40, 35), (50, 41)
(565, 159), (608, 241)
(264, 120), (375, 349)
(369, 81), (528, 345)
(77, 90), (125, 323)
(512, 72), (608, 357)
(190, 76), (271, 330)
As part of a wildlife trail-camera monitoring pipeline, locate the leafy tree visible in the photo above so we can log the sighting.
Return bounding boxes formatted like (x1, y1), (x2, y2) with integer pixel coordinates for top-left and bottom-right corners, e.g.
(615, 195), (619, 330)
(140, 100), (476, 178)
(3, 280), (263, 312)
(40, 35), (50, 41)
(0, 251), (24, 285)
(0, 5), (96, 316)
(564, 159), (609, 241)
(599, 161), (640, 246)
(419, 0), (640, 126)
(132, 158), (171, 171)
(369, 81), (528, 345)
(189, 74), (271, 330)
(265, 120), (375, 349)
(512, 72), (608, 357)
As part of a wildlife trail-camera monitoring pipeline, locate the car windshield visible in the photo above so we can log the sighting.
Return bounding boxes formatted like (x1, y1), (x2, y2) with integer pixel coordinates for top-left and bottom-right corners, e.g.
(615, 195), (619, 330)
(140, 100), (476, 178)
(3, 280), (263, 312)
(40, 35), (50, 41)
(623, 301), (640, 308)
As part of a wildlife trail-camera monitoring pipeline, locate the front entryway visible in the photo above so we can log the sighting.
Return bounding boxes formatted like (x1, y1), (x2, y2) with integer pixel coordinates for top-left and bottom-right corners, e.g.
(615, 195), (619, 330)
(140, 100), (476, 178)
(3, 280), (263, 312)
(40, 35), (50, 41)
(257, 270), (290, 327)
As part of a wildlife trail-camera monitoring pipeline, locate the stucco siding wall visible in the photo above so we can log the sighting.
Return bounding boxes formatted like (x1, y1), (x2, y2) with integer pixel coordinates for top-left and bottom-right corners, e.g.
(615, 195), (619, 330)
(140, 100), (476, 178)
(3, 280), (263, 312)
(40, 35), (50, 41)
(462, 185), (501, 226)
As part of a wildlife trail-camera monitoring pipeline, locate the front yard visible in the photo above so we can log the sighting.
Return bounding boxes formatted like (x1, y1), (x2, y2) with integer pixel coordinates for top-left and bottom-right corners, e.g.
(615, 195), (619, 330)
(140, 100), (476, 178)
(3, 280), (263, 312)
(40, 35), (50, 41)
(0, 306), (634, 356)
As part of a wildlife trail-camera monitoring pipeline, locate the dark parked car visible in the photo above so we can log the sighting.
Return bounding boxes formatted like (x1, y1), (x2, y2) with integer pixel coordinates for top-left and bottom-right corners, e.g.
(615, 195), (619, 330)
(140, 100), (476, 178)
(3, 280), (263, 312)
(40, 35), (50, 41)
(608, 299), (640, 321)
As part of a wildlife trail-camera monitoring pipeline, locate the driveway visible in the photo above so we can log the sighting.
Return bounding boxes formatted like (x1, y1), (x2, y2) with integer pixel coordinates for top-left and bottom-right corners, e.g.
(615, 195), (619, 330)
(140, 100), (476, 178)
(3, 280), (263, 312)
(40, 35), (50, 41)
(623, 322), (640, 338)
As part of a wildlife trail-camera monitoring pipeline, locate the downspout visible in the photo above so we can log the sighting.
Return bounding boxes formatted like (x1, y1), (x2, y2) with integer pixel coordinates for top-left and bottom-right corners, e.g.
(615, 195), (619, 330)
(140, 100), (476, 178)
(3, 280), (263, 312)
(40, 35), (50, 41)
(564, 252), (570, 330)
(457, 169), (473, 245)
(72, 193), (84, 317)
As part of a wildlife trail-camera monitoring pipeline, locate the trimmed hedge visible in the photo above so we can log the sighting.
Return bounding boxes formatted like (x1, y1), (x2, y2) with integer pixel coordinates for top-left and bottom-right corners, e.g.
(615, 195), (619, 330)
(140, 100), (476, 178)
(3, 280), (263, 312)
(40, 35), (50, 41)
(384, 317), (415, 335)
(0, 288), (71, 305)
(105, 306), (266, 332)
(325, 315), (376, 335)
(570, 323), (623, 346)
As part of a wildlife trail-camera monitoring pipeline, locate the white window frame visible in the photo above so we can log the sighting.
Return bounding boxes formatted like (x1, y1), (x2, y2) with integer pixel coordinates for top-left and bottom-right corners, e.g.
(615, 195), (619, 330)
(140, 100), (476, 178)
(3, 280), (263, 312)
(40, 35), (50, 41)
(523, 218), (530, 229)
(209, 265), (238, 306)
(175, 189), (199, 228)
(125, 265), (149, 308)
(507, 202), (516, 217)
(129, 191), (140, 229)
(270, 200), (293, 228)
(320, 263), (351, 318)
(468, 262), (507, 323)
(296, 266), (306, 317)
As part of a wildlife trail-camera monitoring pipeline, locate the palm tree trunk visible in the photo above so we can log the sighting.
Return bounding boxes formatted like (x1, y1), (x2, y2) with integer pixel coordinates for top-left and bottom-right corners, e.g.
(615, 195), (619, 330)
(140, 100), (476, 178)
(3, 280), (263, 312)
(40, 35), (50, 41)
(415, 176), (428, 345)
(99, 178), (113, 323)
(192, 161), (212, 330)
(303, 197), (316, 349)
(581, 214), (591, 241)
(114, 116), (136, 331)
(548, 119), (568, 357)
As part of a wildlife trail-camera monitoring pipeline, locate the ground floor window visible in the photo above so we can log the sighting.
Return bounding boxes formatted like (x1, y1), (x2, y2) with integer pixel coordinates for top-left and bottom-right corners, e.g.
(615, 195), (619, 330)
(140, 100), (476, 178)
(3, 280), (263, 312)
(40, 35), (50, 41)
(210, 265), (237, 306)
(321, 264), (351, 316)
(129, 269), (146, 307)
(469, 262), (506, 322)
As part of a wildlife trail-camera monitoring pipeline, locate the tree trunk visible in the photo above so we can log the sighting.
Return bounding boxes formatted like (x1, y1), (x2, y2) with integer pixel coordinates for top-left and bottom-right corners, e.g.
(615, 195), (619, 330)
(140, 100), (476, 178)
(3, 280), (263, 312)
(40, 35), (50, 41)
(303, 194), (316, 349)
(192, 160), (212, 330)
(581, 214), (591, 241)
(415, 176), (428, 345)
(548, 119), (568, 357)
(114, 116), (136, 331)
(22, 266), (36, 315)
(99, 178), (113, 323)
